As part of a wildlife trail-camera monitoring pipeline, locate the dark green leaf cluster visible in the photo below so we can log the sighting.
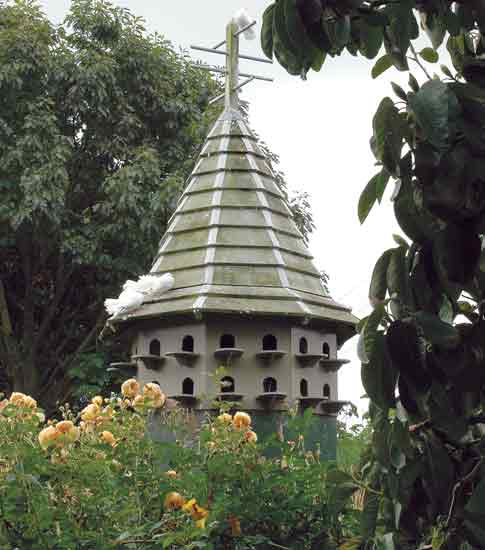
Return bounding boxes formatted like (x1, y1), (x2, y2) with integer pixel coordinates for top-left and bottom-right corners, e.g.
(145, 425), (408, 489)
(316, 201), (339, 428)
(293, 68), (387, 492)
(265, 0), (485, 547)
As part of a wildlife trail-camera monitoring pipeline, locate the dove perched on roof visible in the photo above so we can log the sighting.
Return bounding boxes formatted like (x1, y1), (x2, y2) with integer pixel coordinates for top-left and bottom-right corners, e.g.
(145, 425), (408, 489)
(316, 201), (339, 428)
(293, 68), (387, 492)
(233, 8), (256, 40)
(104, 273), (174, 322)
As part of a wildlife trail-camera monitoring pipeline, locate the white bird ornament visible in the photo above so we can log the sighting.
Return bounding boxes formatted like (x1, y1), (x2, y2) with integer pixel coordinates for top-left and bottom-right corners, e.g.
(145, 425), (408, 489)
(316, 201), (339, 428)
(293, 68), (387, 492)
(233, 8), (256, 40)
(103, 273), (174, 332)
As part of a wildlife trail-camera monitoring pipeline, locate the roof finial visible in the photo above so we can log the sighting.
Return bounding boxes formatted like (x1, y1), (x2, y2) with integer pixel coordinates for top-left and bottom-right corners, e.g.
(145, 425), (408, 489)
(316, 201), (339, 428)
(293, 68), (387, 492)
(225, 20), (239, 109)
(190, 11), (273, 107)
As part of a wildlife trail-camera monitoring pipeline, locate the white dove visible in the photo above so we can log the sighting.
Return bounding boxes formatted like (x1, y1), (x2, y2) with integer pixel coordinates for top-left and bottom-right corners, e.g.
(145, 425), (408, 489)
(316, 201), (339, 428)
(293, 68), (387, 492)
(104, 273), (174, 323)
(234, 8), (256, 40)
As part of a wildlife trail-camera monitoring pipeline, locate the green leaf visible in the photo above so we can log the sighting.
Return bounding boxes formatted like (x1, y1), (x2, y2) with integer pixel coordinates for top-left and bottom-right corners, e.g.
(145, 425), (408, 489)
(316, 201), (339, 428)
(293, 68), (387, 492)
(359, 19), (383, 59)
(261, 4), (275, 59)
(391, 82), (407, 101)
(407, 80), (461, 153)
(387, 320), (430, 389)
(414, 311), (460, 349)
(465, 476), (485, 526)
(408, 73), (420, 92)
(386, 246), (410, 309)
(371, 54), (393, 79)
(392, 234), (408, 248)
(369, 249), (393, 306)
(364, 304), (386, 358)
(284, 0), (321, 72)
(375, 168), (390, 203)
(419, 47), (439, 64)
(360, 490), (379, 539)
(358, 173), (378, 224)
(361, 333), (397, 410)
(372, 97), (404, 175)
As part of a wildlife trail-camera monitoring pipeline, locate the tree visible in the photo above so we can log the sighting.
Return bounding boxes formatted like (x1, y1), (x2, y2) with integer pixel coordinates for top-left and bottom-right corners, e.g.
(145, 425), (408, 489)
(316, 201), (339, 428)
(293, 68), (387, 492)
(263, 1), (485, 548)
(0, 0), (220, 405)
(0, 0), (315, 409)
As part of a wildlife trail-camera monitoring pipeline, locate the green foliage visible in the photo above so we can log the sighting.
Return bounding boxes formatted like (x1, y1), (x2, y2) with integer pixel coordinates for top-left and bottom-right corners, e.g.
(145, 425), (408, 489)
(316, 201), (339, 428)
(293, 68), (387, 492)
(0, 384), (361, 549)
(0, 0), (220, 406)
(265, 0), (485, 547)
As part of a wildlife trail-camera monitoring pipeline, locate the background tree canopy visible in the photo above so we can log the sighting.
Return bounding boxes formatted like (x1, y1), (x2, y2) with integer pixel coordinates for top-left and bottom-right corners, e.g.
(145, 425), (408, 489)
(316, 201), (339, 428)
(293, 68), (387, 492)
(263, 1), (485, 548)
(0, 0), (313, 409)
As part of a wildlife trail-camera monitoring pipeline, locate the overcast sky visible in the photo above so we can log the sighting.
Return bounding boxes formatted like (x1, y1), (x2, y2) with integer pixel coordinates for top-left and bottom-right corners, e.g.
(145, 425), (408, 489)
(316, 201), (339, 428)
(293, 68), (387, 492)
(40, 1), (440, 415)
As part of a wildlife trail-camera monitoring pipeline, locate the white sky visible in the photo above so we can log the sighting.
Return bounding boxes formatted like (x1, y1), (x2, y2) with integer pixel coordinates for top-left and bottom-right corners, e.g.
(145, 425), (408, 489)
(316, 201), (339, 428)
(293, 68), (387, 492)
(40, 1), (441, 415)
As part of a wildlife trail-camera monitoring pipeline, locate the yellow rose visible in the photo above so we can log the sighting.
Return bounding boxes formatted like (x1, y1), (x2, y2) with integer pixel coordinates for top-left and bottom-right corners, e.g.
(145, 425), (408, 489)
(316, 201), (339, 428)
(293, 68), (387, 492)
(132, 394), (145, 410)
(164, 491), (185, 510)
(38, 425), (60, 449)
(81, 403), (100, 421)
(57, 420), (78, 440)
(10, 392), (37, 409)
(195, 518), (207, 529)
(121, 378), (140, 398)
(143, 382), (166, 408)
(232, 411), (251, 429)
(9, 392), (27, 406)
(217, 413), (232, 424)
(100, 431), (116, 447)
(244, 430), (258, 444)
(92, 396), (103, 407)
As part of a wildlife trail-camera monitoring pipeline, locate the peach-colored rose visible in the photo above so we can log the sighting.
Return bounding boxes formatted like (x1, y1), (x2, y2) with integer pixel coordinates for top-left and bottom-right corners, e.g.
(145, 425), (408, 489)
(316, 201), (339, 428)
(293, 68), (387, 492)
(164, 470), (178, 479)
(57, 421), (79, 444)
(38, 426), (60, 449)
(232, 411), (251, 429)
(244, 430), (258, 444)
(10, 392), (37, 409)
(100, 430), (116, 447)
(217, 413), (232, 424)
(121, 379), (140, 398)
(92, 396), (103, 407)
(132, 395), (145, 409)
(81, 403), (100, 421)
(164, 491), (185, 510)
(143, 382), (166, 408)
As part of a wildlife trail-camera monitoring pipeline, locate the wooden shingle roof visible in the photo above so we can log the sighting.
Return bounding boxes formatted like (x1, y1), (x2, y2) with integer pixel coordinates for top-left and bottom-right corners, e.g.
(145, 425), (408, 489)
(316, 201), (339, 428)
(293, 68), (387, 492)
(124, 106), (357, 343)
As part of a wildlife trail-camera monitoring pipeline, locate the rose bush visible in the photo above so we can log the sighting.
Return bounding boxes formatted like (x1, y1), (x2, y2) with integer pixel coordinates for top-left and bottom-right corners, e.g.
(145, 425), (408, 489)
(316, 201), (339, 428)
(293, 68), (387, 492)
(0, 381), (362, 549)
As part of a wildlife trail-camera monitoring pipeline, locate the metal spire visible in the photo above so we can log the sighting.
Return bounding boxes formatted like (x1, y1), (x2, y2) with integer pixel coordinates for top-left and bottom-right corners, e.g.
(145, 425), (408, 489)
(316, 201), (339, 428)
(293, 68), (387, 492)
(190, 15), (273, 106)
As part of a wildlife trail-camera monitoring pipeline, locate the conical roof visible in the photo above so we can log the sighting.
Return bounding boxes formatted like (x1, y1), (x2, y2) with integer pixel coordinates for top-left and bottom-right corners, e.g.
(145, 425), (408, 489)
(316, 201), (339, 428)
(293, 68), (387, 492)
(124, 105), (357, 343)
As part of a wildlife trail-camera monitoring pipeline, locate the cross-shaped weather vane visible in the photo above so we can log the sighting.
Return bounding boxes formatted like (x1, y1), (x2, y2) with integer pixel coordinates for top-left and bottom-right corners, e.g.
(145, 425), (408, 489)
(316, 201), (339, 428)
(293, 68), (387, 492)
(190, 9), (274, 108)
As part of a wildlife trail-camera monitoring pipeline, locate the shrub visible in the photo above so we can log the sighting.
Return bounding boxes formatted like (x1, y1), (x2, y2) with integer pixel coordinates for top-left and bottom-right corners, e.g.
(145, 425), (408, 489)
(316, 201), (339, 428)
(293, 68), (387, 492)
(0, 382), (360, 549)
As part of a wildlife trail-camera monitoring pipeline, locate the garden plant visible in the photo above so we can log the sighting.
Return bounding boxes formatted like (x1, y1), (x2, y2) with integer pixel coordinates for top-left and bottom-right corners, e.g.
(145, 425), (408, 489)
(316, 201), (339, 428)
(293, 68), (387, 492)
(262, 0), (485, 547)
(0, 380), (363, 549)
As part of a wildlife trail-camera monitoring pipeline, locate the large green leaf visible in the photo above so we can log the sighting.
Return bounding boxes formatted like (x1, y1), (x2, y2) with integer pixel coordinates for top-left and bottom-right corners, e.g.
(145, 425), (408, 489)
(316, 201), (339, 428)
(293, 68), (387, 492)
(423, 434), (455, 515)
(361, 333), (397, 410)
(407, 80), (461, 153)
(363, 304), (386, 360)
(359, 19), (383, 59)
(387, 320), (429, 390)
(284, 0), (320, 73)
(371, 54), (393, 79)
(369, 248), (393, 306)
(415, 311), (460, 350)
(372, 97), (404, 175)
(419, 47), (439, 64)
(358, 172), (378, 224)
(273, 0), (303, 75)
(387, 246), (411, 315)
(261, 4), (275, 59)
(465, 477), (485, 531)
